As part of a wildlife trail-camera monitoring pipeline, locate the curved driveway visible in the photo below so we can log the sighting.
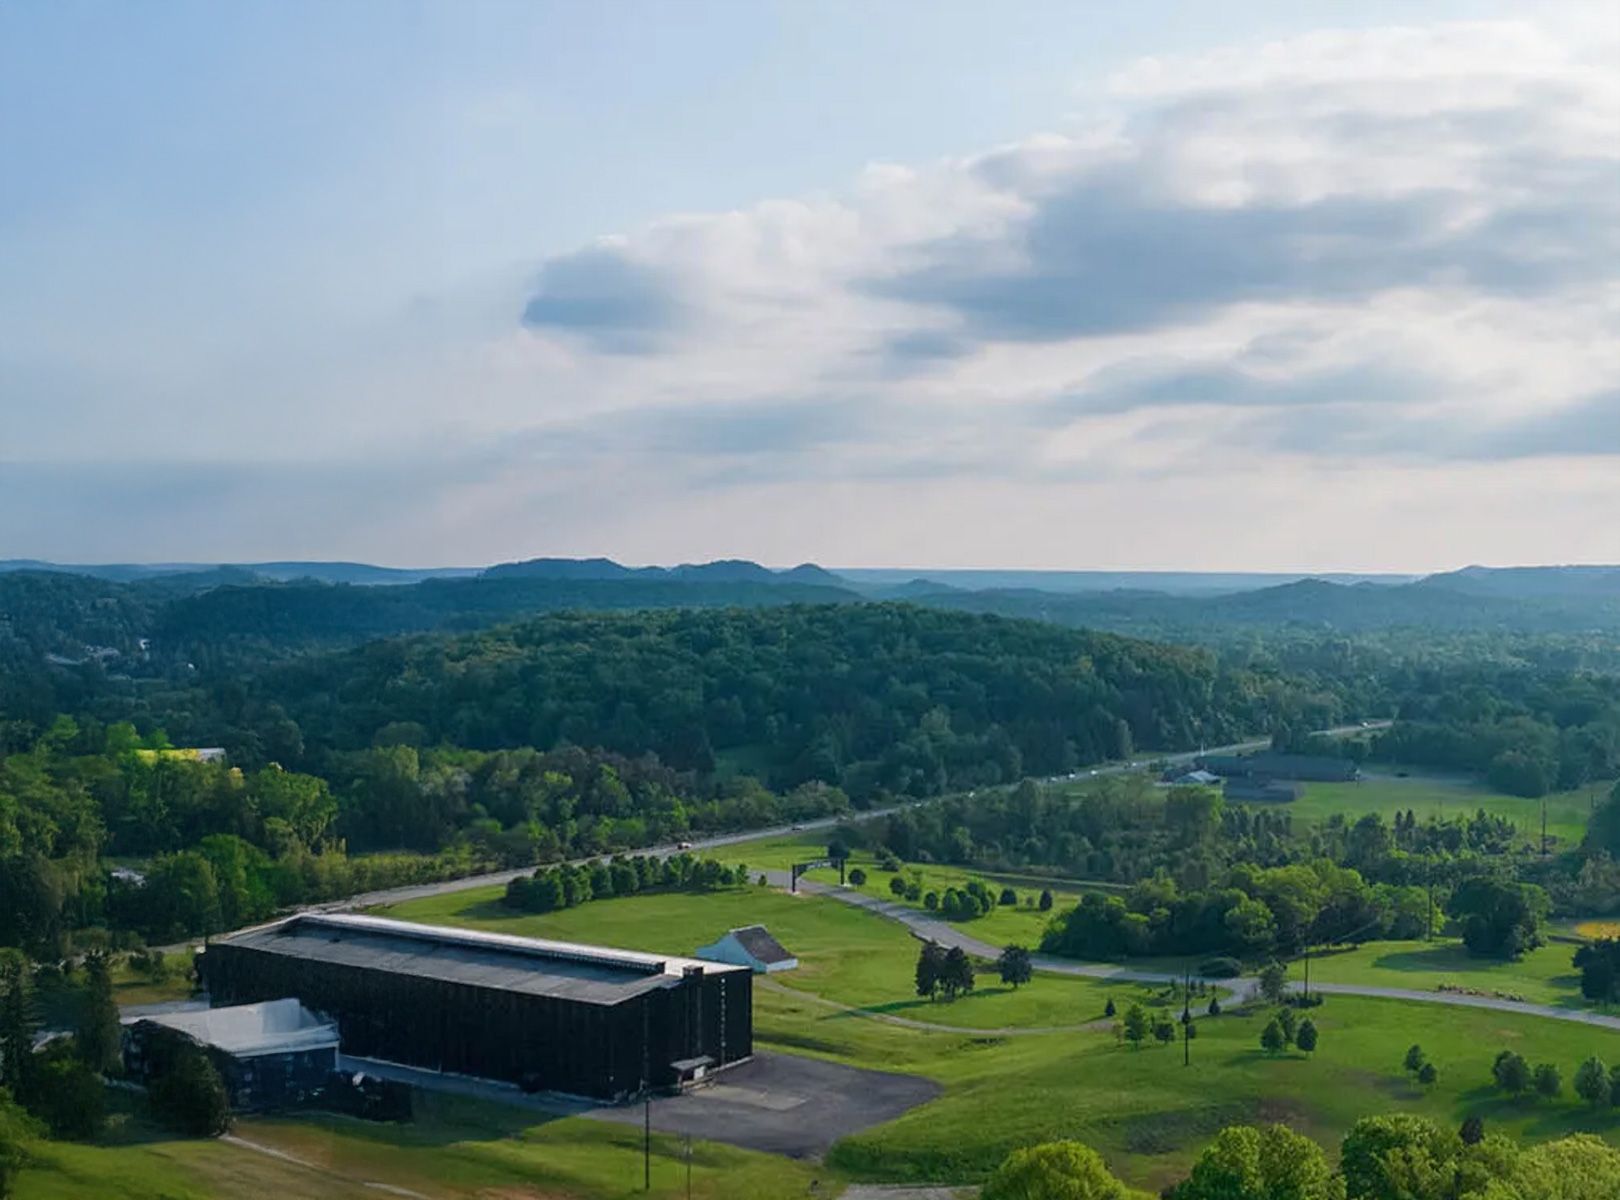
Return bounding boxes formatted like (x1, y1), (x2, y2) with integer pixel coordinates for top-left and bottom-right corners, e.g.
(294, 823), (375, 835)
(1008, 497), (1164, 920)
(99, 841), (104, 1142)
(772, 872), (1620, 1034)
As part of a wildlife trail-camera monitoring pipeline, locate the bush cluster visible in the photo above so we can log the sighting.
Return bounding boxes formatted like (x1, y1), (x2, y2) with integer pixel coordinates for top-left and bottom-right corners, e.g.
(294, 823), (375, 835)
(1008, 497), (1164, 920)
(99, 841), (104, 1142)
(502, 853), (745, 914)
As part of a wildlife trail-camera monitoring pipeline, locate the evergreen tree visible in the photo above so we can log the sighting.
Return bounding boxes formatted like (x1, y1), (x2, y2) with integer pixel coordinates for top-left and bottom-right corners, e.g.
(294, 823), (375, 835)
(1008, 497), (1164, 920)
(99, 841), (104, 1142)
(1260, 1018), (1286, 1055)
(0, 956), (37, 1098)
(1295, 1018), (1318, 1054)
(76, 952), (122, 1076)
(1122, 1004), (1149, 1048)
(1404, 1044), (1427, 1075)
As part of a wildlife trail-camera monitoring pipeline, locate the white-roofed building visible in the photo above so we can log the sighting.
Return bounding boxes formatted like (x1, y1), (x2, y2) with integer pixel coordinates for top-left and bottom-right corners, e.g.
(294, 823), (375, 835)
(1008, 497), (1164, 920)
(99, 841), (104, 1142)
(125, 998), (340, 1111)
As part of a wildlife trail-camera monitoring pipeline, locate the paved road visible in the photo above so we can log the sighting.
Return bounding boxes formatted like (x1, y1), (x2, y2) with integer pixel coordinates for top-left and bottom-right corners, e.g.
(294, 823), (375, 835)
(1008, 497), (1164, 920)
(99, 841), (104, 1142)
(325, 729), (1364, 915)
(774, 873), (1620, 1033)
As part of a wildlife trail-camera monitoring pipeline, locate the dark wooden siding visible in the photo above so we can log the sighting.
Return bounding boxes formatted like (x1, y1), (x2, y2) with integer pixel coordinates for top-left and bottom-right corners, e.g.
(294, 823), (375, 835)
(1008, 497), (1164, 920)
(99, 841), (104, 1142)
(203, 941), (749, 1100)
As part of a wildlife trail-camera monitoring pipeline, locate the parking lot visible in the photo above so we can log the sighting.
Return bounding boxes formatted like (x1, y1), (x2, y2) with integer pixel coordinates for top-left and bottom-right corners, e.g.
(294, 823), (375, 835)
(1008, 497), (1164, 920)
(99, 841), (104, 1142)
(588, 1051), (941, 1157)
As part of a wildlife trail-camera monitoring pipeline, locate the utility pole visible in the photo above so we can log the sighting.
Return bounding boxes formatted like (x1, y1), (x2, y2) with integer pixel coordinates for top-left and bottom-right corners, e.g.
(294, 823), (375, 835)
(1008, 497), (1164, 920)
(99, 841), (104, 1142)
(685, 1135), (693, 1200)
(1541, 797), (1549, 857)
(644, 1087), (651, 1192)
(1302, 946), (1310, 1005)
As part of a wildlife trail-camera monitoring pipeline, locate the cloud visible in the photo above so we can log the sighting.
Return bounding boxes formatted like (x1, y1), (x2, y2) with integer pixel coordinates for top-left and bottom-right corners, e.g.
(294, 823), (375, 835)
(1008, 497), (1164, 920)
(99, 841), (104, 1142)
(519, 243), (684, 353)
(9, 16), (1620, 566)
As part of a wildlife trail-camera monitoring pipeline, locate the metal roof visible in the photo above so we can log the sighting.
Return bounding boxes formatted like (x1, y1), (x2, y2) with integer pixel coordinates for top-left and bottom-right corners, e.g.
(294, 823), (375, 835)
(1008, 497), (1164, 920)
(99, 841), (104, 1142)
(214, 913), (748, 1007)
(729, 926), (796, 965)
(137, 998), (339, 1058)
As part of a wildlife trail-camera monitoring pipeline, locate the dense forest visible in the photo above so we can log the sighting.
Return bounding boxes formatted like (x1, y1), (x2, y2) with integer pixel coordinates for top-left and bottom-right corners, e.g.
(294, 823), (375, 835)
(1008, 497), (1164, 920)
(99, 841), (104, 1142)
(2, 562), (1619, 960)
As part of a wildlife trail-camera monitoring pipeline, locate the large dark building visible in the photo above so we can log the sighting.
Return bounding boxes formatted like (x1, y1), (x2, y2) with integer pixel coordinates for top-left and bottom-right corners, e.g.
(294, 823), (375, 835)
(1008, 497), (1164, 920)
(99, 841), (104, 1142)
(202, 913), (752, 1101)
(1198, 752), (1360, 784)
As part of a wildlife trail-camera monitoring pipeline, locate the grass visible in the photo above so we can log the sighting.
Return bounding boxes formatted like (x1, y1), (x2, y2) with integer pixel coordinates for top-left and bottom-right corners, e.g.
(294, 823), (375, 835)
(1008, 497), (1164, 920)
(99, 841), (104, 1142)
(378, 883), (1125, 1031)
(1288, 773), (1607, 848)
(384, 880), (1620, 1194)
(15, 1089), (827, 1200)
(1300, 938), (1592, 1008)
(798, 986), (1620, 1192)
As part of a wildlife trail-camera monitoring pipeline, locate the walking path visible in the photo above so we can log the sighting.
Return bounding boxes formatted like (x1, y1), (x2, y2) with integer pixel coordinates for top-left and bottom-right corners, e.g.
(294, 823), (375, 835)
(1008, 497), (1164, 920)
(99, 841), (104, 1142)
(770, 872), (1620, 1033)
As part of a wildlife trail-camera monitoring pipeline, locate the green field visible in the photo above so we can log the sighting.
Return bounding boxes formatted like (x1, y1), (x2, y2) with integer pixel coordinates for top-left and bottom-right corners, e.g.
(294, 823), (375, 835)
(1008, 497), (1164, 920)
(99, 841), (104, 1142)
(376, 883), (1126, 1031)
(1300, 937), (1592, 1008)
(16, 1091), (821, 1199)
(380, 880), (1620, 1194)
(1288, 773), (1605, 847)
(712, 829), (1092, 946)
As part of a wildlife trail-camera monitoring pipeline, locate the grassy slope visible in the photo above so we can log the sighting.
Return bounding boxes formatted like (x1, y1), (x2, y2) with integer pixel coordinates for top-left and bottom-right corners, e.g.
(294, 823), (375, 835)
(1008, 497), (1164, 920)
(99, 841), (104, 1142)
(382, 883), (1620, 1194)
(1290, 774), (1605, 847)
(375, 883), (1122, 1030)
(1303, 937), (1593, 1008)
(17, 1091), (824, 1200)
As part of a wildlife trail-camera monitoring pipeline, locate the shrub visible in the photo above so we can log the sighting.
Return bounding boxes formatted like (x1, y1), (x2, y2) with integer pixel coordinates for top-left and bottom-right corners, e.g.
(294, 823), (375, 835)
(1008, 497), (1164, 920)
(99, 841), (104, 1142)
(1418, 1062), (1437, 1087)
(1295, 1018), (1318, 1054)
(847, 867), (867, 887)
(1534, 1062), (1562, 1099)
(1198, 956), (1242, 979)
(1404, 1044), (1427, 1075)
(1460, 1115), (1485, 1145)
(148, 1045), (230, 1137)
(999, 887), (1018, 907)
(889, 876), (908, 897)
(924, 891), (939, 911)
(1038, 889), (1054, 912)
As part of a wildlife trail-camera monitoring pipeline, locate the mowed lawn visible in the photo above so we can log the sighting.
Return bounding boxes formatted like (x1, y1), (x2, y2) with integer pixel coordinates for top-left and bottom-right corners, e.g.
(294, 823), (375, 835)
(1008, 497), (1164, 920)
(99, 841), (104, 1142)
(760, 983), (1620, 1192)
(1289, 773), (1606, 847)
(15, 1091), (820, 1200)
(385, 881), (1620, 1193)
(378, 883), (1129, 1031)
(1302, 937), (1594, 1008)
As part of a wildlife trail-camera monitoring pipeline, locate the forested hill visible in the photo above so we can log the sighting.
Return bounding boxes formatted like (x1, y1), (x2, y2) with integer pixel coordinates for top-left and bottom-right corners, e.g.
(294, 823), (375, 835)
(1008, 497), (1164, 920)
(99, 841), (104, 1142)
(202, 605), (1313, 799)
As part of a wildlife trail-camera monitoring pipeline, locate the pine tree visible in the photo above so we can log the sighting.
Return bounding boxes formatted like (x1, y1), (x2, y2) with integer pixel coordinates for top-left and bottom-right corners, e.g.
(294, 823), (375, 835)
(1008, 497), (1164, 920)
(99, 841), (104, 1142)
(0, 955), (37, 1097)
(1122, 1004), (1149, 1048)
(1295, 1018), (1318, 1054)
(1404, 1044), (1427, 1074)
(1260, 1018), (1285, 1055)
(77, 951), (123, 1076)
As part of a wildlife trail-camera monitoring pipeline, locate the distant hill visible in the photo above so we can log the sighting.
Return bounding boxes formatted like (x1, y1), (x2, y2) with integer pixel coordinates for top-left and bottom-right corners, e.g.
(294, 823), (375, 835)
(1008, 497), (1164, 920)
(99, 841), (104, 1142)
(834, 568), (1416, 596)
(1417, 564), (1620, 600)
(0, 560), (477, 586)
(483, 556), (847, 587)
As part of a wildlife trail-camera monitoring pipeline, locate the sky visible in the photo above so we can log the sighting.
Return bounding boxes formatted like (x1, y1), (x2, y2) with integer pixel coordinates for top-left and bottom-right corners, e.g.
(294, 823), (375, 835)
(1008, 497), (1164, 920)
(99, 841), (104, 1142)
(2, 0), (1617, 572)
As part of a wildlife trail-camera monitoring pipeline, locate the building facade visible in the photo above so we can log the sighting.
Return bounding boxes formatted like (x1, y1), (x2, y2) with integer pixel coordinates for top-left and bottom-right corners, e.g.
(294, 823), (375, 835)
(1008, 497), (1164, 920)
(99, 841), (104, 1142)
(202, 913), (752, 1101)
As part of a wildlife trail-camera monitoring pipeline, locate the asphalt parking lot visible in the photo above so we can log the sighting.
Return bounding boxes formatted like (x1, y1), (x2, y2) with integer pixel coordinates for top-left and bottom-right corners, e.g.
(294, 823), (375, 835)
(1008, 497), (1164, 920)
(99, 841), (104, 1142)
(588, 1051), (941, 1158)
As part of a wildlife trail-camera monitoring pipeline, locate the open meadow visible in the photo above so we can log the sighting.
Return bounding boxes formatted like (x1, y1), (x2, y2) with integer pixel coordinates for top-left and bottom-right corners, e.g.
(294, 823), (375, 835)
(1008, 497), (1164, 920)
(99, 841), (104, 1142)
(378, 880), (1620, 1193)
(1288, 772), (1606, 847)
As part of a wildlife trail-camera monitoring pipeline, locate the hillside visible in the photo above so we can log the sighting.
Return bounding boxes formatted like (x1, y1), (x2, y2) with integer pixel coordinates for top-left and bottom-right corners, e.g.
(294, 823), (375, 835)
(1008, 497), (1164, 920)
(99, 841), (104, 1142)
(186, 604), (1306, 799)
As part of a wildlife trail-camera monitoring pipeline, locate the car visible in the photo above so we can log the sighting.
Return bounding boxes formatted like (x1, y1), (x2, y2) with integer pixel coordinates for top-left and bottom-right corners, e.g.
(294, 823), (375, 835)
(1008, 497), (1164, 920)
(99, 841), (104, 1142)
(675, 840), (694, 850)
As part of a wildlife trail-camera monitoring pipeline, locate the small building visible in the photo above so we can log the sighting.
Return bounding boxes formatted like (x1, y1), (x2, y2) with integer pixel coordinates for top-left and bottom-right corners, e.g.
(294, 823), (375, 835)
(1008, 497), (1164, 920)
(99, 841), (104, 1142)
(695, 926), (799, 974)
(125, 998), (339, 1111)
(1170, 769), (1221, 787)
(1223, 778), (1306, 803)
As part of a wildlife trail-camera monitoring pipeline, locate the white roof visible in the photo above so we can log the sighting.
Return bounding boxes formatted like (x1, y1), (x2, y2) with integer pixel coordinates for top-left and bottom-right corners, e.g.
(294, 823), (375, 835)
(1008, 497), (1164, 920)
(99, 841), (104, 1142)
(140, 998), (339, 1058)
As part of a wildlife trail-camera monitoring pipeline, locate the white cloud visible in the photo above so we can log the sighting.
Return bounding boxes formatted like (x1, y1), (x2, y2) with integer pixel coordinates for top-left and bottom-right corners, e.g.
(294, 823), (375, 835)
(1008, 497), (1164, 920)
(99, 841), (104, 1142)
(7, 16), (1619, 567)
